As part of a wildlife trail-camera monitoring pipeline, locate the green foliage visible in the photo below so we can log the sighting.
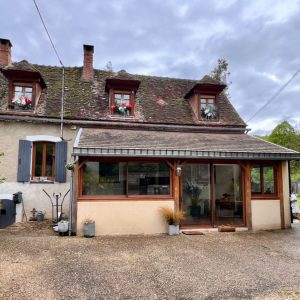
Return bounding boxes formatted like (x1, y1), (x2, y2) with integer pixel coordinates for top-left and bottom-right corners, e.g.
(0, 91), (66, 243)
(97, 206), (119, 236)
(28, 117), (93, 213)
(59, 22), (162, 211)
(267, 121), (300, 181)
(210, 58), (231, 97)
(267, 121), (300, 150)
(210, 58), (230, 84)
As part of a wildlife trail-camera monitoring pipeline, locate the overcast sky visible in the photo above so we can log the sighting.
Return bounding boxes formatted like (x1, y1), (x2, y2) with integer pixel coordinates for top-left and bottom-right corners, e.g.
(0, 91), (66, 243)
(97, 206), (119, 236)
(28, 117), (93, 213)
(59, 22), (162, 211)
(1, 0), (300, 134)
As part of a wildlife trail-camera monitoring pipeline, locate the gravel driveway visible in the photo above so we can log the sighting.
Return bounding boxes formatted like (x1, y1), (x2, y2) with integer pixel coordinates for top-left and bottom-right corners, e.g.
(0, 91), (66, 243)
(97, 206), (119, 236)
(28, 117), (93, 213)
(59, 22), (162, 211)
(0, 222), (300, 300)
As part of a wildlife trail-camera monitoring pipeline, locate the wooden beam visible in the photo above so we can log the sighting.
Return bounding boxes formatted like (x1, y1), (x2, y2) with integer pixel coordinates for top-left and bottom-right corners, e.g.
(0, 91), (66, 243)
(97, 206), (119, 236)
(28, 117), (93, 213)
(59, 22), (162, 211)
(244, 162), (252, 230)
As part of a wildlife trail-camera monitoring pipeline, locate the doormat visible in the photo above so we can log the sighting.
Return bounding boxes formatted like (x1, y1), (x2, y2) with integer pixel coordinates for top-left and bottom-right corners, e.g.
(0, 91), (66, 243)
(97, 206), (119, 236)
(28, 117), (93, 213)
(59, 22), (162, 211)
(182, 231), (205, 235)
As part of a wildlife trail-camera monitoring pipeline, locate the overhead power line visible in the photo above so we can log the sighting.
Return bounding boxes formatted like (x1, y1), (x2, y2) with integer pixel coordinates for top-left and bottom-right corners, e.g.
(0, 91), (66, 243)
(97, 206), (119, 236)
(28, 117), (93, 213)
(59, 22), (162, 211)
(32, 0), (65, 140)
(246, 65), (300, 123)
(32, 0), (63, 67)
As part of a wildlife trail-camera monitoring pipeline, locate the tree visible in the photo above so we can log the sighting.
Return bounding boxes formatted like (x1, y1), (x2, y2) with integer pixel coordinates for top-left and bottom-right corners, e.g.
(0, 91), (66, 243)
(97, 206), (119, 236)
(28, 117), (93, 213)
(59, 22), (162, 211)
(210, 58), (231, 84)
(267, 121), (300, 181)
(268, 121), (300, 151)
(210, 58), (231, 96)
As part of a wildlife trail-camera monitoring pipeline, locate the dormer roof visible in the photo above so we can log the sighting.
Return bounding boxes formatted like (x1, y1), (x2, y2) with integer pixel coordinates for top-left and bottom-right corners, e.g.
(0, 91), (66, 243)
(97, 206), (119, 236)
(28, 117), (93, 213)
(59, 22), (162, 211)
(2, 60), (46, 88)
(184, 75), (226, 99)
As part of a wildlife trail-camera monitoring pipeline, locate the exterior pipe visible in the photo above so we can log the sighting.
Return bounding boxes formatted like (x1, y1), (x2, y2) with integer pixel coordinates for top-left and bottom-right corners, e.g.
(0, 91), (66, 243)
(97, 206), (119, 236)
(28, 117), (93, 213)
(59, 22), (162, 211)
(60, 66), (65, 140)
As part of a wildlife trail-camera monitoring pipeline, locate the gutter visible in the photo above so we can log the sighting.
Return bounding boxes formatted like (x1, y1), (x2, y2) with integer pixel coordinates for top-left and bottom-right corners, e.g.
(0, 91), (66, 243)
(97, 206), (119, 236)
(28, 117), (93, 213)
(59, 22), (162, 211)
(0, 114), (250, 134)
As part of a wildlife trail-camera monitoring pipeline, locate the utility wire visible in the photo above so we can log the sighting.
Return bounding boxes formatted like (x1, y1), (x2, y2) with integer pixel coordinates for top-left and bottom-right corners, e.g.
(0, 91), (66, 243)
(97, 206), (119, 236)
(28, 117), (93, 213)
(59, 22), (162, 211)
(32, 0), (65, 139)
(32, 0), (63, 67)
(246, 65), (300, 123)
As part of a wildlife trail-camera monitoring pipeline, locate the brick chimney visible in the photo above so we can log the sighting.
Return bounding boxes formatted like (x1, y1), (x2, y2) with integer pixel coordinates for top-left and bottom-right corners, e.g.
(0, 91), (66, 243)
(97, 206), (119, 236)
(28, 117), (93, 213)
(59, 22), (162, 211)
(0, 38), (12, 67)
(81, 44), (94, 81)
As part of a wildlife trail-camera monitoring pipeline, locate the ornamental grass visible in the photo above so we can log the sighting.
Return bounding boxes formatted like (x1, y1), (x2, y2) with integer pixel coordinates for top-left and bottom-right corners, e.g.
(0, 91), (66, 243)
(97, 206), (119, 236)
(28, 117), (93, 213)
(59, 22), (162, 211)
(160, 207), (185, 225)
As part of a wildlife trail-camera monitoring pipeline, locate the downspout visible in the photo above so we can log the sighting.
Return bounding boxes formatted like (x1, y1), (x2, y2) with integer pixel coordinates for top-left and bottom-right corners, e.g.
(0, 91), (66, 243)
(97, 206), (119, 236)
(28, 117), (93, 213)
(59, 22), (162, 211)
(68, 157), (78, 236)
(60, 66), (65, 140)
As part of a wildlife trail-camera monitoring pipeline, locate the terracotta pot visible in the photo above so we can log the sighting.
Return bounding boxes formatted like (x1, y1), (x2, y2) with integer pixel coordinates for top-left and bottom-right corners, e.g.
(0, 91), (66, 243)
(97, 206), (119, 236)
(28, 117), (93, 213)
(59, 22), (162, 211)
(218, 226), (236, 232)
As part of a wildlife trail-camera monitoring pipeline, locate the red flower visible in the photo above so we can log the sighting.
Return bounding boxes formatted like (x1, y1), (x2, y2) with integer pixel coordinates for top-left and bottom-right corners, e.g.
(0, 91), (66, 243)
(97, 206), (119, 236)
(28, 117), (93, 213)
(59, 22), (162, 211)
(111, 105), (116, 112)
(126, 103), (132, 110)
(25, 97), (31, 105)
(121, 102), (126, 107)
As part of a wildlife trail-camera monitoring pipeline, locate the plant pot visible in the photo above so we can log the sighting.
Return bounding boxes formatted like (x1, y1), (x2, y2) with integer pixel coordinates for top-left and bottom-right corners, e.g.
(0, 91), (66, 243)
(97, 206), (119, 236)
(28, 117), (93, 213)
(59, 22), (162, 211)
(58, 221), (69, 233)
(84, 221), (95, 237)
(168, 224), (180, 236)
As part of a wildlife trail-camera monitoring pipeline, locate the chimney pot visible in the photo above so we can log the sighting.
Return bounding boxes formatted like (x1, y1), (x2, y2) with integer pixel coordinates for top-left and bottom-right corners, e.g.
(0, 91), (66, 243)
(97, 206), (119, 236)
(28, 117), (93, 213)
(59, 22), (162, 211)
(0, 38), (12, 67)
(81, 44), (94, 81)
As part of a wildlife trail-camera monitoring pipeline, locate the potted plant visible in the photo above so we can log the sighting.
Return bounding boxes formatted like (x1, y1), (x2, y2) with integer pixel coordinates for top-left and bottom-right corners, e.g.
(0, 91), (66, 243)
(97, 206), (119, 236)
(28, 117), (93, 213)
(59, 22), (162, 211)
(184, 180), (202, 217)
(83, 219), (95, 237)
(160, 207), (185, 236)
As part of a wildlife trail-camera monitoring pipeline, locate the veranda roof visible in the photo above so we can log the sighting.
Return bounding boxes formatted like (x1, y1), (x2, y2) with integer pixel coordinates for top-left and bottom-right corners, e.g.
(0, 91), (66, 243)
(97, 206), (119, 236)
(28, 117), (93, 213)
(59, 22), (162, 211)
(73, 128), (300, 160)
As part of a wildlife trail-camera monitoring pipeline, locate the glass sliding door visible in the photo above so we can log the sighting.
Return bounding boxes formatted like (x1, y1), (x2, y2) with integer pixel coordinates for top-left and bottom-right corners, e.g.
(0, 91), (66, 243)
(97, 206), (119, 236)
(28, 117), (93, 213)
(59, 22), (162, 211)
(182, 164), (211, 226)
(214, 164), (243, 225)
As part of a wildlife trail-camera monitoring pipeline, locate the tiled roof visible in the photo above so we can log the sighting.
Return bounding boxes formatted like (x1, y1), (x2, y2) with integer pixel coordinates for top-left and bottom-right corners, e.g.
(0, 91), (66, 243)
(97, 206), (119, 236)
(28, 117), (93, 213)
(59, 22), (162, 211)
(3, 60), (41, 73)
(75, 128), (300, 159)
(0, 62), (246, 127)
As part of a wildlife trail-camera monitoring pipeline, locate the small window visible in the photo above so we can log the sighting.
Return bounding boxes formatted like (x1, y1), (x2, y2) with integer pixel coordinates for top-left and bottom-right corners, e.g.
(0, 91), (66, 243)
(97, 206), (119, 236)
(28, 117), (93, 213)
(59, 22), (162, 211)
(12, 84), (33, 110)
(251, 164), (276, 195)
(32, 142), (55, 180)
(199, 96), (217, 119)
(111, 92), (133, 116)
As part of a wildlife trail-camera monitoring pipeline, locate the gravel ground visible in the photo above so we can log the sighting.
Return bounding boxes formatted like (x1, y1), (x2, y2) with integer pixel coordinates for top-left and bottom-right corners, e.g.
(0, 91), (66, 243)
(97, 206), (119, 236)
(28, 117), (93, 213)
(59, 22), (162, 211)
(0, 222), (300, 300)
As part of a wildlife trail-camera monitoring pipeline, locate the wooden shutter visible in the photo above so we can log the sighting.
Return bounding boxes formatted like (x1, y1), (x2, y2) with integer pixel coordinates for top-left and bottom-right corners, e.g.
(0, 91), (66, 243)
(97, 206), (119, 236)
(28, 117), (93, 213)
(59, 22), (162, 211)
(55, 140), (67, 183)
(17, 140), (32, 182)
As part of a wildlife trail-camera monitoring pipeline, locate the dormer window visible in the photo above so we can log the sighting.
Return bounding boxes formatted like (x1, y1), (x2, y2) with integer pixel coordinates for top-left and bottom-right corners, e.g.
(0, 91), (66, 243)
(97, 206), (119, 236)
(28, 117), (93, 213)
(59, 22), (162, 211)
(111, 92), (133, 116)
(105, 78), (140, 118)
(2, 60), (46, 112)
(199, 95), (217, 119)
(184, 77), (226, 122)
(12, 83), (33, 110)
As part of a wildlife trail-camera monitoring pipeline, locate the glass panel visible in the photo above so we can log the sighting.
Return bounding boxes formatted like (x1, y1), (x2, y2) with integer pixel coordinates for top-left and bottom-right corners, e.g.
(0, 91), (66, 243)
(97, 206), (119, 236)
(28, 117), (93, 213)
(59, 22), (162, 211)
(263, 166), (275, 194)
(251, 166), (261, 193)
(123, 94), (130, 100)
(34, 143), (43, 177)
(25, 87), (32, 93)
(182, 164), (211, 226)
(82, 162), (126, 195)
(128, 162), (170, 195)
(214, 164), (243, 225)
(45, 144), (54, 177)
(208, 99), (214, 107)
(15, 86), (22, 92)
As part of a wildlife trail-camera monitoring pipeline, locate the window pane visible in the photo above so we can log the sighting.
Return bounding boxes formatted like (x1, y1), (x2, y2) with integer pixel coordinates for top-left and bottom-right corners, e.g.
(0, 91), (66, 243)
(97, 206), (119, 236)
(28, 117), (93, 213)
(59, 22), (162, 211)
(214, 164), (243, 225)
(123, 94), (130, 100)
(15, 86), (22, 92)
(263, 166), (275, 194)
(82, 162), (126, 195)
(182, 164), (211, 226)
(25, 87), (32, 93)
(208, 99), (214, 107)
(45, 144), (54, 177)
(128, 162), (170, 195)
(251, 166), (261, 193)
(35, 143), (43, 177)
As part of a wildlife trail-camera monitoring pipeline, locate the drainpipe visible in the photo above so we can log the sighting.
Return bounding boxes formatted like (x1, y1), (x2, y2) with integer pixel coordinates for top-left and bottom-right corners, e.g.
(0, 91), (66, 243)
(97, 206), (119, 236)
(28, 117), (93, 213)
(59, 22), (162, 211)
(60, 66), (65, 140)
(68, 157), (78, 236)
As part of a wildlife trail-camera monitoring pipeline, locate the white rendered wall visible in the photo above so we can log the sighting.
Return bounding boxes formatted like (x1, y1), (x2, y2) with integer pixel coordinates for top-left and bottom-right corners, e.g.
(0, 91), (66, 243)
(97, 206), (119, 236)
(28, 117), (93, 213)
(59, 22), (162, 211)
(77, 200), (174, 235)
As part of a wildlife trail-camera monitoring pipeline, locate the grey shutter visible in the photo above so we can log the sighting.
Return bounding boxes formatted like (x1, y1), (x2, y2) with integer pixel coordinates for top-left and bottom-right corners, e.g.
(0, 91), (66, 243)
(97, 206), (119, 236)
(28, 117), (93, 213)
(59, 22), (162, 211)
(17, 140), (32, 182)
(55, 140), (67, 183)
